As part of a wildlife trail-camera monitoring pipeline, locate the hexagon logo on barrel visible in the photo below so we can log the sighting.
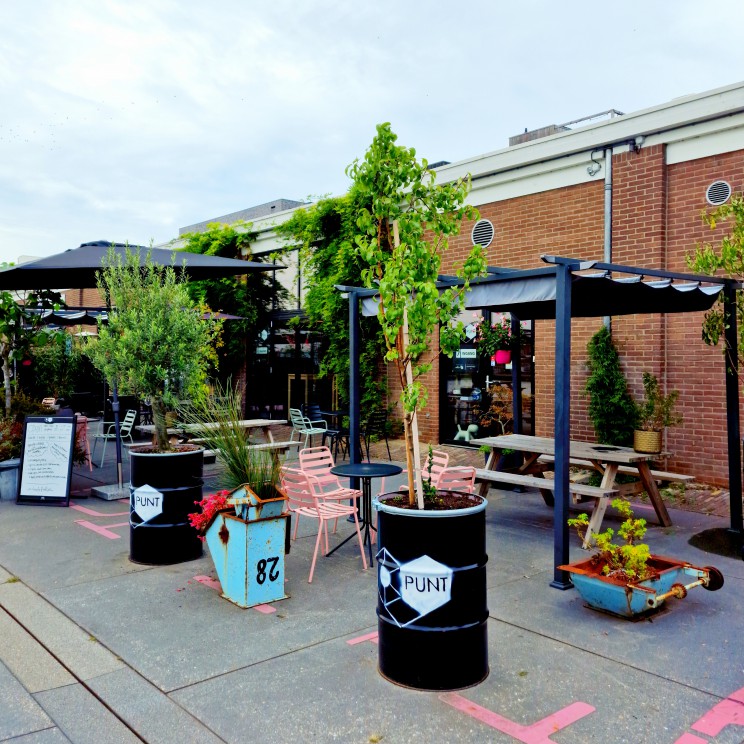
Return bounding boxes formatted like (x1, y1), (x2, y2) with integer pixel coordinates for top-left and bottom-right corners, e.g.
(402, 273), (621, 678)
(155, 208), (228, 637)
(132, 484), (164, 524)
(399, 555), (453, 616)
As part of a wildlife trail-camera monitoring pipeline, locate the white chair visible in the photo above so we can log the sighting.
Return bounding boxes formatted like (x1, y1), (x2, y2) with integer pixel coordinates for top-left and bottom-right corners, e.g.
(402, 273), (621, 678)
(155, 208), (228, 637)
(281, 467), (367, 583)
(91, 409), (137, 467)
(289, 408), (327, 448)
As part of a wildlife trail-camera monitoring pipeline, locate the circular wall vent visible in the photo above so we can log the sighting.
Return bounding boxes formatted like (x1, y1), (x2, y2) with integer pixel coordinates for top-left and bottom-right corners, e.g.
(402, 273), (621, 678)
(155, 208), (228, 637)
(471, 219), (494, 248)
(706, 180), (732, 206)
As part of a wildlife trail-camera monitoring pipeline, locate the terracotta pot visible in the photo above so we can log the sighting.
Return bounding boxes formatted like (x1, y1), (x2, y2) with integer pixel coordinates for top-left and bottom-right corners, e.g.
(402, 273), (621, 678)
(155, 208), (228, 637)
(634, 429), (662, 454)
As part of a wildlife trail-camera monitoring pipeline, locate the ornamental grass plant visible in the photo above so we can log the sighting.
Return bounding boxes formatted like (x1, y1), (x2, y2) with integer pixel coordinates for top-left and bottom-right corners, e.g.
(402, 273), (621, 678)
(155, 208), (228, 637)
(177, 381), (281, 497)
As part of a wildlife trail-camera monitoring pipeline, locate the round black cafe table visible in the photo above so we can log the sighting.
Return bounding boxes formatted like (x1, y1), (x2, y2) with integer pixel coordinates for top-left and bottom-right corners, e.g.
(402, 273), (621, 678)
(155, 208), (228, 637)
(330, 461), (402, 565)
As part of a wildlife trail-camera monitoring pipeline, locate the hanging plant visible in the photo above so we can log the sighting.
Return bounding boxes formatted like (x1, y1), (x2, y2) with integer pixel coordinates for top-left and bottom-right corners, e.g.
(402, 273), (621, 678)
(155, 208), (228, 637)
(475, 316), (514, 357)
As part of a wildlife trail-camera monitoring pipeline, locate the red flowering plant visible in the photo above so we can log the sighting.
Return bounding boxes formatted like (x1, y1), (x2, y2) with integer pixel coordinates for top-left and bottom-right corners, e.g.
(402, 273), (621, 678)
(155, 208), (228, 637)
(474, 316), (515, 357)
(188, 490), (231, 540)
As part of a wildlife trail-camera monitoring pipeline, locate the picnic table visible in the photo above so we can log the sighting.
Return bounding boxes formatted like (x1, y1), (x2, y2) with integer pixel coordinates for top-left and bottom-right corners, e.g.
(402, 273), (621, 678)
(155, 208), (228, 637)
(136, 419), (299, 461)
(472, 434), (680, 546)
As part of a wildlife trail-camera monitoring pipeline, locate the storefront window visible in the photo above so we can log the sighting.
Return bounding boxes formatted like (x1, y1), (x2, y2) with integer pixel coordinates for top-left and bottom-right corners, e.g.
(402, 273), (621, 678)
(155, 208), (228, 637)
(440, 311), (534, 445)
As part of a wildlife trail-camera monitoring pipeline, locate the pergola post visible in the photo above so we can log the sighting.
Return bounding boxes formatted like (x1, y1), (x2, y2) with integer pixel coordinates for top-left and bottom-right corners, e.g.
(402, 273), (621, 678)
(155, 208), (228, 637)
(348, 289), (362, 477)
(551, 264), (573, 589)
(723, 281), (742, 549)
(510, 313), (523, 435)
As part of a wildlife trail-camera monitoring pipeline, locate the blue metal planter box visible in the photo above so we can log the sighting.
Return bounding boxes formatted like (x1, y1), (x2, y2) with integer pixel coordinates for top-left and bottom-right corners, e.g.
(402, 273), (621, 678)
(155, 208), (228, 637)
(205, 508), (290, 609)
(558, 555), (723, 618)
(228, 483), (286, 521)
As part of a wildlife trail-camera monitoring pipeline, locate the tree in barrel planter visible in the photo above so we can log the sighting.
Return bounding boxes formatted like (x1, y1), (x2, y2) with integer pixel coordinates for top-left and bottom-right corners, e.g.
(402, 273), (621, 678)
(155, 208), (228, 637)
(85, 247), (222, 564)
(349, 122), (487, 507)
(349, 123), (490, 691)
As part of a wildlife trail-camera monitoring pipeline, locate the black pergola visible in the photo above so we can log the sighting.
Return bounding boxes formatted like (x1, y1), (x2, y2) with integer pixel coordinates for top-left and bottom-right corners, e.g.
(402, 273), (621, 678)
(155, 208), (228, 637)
(341, 255), (741, 586)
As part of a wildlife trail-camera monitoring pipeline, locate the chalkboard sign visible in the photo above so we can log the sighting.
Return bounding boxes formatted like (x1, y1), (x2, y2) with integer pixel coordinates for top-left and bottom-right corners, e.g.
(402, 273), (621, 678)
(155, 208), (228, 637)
(17, 416), (76, 506)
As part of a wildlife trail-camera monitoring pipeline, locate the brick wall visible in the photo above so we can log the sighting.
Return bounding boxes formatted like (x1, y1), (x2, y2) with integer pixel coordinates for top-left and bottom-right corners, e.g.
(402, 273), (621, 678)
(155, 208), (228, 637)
(386, 145), (743, 487)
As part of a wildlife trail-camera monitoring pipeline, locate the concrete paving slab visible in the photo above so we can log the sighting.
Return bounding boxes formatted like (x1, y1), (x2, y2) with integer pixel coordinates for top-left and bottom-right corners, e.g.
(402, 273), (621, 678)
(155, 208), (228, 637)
(34, 683), (141, 744)
(0, 608), (75, 693)
(0, 564), (12, 582)
(0, 499), (148, 593)
(8, 727), (72, 743)
(46, 545), (380, 692)
(0, 660), (55, 741)
(86, 667), (223, 744)
(170, 617), (731, 744)
(0, 582), (124, 682)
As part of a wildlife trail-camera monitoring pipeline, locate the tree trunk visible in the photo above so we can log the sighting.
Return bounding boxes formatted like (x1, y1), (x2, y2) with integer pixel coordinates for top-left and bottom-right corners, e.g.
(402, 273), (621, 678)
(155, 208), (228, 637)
(151, 396), (171, 452)
(2, 352), (11, 417)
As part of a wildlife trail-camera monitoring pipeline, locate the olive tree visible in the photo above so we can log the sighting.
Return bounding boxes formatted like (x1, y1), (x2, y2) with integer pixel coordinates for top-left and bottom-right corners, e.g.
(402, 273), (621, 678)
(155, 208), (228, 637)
(85, 247), (221, 451)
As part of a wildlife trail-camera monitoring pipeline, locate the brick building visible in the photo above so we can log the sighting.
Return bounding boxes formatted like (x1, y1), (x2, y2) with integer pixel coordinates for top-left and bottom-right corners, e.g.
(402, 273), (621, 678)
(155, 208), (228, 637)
(201, 81), (744, 487)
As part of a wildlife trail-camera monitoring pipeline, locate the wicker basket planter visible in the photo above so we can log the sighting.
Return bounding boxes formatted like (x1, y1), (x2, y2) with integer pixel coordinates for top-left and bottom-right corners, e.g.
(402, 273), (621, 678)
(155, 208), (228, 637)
(633, 429), (662, 454)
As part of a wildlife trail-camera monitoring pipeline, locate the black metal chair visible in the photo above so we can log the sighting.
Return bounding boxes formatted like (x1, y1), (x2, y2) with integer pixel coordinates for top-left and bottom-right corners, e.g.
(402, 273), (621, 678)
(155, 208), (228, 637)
(362, 410), (391, 461)
(303, 403), (343, 454)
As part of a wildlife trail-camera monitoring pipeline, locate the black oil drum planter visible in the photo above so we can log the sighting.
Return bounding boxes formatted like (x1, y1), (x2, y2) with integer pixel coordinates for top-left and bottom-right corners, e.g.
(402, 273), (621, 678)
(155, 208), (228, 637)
(374, 493), (489, 691)
(129, 447), (204, 565)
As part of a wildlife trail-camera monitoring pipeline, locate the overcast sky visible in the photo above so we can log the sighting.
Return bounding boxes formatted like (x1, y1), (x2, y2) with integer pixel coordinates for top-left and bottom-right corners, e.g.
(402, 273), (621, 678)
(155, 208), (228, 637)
(1, 0), (743, 265)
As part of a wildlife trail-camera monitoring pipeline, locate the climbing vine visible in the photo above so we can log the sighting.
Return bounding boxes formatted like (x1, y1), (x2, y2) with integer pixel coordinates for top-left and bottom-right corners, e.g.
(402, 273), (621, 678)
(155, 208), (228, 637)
(275, 190), (386, 414)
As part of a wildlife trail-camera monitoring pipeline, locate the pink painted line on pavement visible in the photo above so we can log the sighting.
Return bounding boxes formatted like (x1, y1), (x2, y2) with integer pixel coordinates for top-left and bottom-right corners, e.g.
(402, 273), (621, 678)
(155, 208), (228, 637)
(74, 520), (128, 540)
(440, 693), (595, 744)
(194, 575), (221, 592)
(193, 577), (277, 614)
(674, 734), (708, 744)
(690, 685), (744, 737)
(347, 631), (379, 646)
(70, 503), (128, 517)
(253, 604), (277, 614)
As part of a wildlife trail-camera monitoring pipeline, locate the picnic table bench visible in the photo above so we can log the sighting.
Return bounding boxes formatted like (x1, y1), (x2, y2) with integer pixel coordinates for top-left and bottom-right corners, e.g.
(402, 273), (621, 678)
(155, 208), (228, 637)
(472, 434), (675, 548)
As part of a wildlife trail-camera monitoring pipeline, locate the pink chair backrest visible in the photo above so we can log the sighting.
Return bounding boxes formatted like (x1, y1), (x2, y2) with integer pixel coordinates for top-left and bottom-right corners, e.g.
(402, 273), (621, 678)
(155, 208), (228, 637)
(281, 468), (319, 511)
(298, 446), (338, 489)
(437, 466), (476, 494)
(422, 449), (449, 488)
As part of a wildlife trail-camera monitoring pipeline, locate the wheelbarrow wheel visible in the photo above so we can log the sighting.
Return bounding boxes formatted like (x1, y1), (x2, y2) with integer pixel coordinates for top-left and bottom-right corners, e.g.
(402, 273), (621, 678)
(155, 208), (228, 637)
(703, 566), (724, 591)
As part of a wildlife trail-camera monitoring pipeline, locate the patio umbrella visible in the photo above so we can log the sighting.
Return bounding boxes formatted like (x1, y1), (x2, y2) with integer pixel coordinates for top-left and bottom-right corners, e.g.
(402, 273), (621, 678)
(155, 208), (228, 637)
(0, 240), (283, 491)
(0, 240), (276, 290)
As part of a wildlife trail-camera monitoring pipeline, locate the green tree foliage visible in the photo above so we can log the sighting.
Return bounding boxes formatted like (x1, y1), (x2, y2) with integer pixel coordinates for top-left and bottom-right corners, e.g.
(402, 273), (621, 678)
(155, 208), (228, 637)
(0, 289), (64, 415)
(275, 191), (385, 413)
(348, 123), (487, 505)
(179, 221), (284, 380)
(585, 326), (637, 445)
(85, 247), (222, 451)
(687, 193), (744, 374)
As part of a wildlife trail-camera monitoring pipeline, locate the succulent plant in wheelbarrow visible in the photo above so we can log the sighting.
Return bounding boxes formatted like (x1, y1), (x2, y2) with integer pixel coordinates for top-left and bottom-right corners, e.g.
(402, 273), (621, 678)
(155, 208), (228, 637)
(560, 498), (723, 618)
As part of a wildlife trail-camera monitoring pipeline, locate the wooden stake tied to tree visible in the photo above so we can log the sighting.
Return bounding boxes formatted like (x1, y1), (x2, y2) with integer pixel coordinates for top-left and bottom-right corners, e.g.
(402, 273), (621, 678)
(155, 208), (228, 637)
(348, 123), (487, 508)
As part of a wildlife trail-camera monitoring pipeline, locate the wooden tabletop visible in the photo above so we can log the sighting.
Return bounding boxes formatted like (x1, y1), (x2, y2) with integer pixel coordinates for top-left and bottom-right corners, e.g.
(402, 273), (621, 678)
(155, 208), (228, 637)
(137, 418), (287, 435)
(471, 434), (660, 464)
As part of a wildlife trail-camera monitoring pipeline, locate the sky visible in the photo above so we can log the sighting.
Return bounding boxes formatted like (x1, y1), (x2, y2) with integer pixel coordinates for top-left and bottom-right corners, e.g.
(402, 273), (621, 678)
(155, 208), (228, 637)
(1, 0), (743, 265)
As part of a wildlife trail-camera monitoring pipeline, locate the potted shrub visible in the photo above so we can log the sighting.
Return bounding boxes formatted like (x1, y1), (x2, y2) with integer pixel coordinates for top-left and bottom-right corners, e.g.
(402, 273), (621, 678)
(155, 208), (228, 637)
(349, 123), (490, 690)
(559, 498), (723, 618)
(633, 372), (683, 454)
(85, 247), (222, 565)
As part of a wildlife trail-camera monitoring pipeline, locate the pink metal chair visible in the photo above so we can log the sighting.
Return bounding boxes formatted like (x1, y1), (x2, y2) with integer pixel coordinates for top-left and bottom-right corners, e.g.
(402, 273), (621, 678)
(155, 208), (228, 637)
(394, 449), (450, 495)
(75, 416), (92, 472)
(298, 446), (362, 532)
(437, 466), (477, 494)
(281, 467), (368, 583)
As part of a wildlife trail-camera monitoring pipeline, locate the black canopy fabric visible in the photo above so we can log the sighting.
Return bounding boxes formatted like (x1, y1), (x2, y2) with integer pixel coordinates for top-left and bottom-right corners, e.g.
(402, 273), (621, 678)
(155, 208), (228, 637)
(362, 268), (724, 320)
(0, 240), (280, 290)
